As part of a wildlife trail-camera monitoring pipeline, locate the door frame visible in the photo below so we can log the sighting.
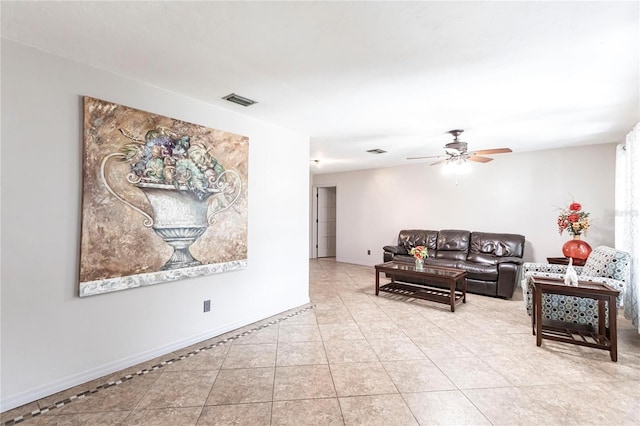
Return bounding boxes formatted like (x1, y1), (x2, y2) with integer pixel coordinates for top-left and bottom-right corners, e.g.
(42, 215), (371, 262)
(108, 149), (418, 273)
(311, 184), (337, 259)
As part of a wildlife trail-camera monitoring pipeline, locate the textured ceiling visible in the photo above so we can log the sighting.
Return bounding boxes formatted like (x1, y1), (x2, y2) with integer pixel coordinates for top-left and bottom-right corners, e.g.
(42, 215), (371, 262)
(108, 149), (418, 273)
(2, 1), (638, 174)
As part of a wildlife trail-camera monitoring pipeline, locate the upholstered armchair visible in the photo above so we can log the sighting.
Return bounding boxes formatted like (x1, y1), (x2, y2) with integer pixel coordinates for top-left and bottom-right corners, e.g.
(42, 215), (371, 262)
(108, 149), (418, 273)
(521, 246), (631, 327)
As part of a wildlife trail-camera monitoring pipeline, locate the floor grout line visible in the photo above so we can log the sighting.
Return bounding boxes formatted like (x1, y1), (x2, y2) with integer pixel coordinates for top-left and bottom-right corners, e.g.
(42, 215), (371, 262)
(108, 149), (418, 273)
(3, 305), (315, 426)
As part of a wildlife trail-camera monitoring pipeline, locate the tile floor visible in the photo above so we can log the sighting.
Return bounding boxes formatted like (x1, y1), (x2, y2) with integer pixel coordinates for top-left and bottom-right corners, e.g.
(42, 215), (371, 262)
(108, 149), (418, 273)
(3, 258), (640, 425)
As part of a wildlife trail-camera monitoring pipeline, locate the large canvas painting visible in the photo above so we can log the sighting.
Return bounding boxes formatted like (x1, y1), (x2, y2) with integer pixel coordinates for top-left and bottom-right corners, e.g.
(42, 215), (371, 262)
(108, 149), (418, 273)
(79, 97), (248, 297)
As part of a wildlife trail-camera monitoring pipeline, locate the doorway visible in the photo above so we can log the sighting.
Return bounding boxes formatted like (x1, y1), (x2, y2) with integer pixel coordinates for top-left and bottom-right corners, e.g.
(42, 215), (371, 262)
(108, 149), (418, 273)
(315, 186), (336, 258)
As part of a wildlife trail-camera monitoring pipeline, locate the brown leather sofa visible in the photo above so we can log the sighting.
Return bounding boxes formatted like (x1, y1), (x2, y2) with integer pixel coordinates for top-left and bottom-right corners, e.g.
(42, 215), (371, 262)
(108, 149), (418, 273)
(383, 229), (525, 298)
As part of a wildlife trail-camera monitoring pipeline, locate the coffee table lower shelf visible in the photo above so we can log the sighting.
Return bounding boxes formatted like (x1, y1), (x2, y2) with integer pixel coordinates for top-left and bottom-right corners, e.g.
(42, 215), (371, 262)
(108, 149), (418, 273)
(379, 282), (465, 307)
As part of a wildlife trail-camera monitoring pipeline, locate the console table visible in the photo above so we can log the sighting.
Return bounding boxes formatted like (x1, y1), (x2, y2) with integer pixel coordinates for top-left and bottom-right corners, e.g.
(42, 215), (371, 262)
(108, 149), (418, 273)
(547, 257), (586, 266)
(375, 261), (466, 312)
(531, 276), (619, 361)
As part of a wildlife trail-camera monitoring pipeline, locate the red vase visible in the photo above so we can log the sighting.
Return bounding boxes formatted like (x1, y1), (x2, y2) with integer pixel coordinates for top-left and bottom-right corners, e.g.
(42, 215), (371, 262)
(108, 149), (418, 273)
(562, 235), (592, 261)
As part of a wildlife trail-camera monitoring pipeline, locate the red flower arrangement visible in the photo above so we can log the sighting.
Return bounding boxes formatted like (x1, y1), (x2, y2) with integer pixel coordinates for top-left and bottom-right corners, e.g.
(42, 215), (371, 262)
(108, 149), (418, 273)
(557, 201), (590, 236)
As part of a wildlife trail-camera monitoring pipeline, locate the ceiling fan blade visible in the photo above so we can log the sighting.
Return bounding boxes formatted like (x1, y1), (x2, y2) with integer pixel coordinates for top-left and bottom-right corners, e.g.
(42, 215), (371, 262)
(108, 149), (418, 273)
(468, 155), (493, 163)
(407, 155), (443, 160)
(472, 148), (512, 155)
(429, 158), (449, 166)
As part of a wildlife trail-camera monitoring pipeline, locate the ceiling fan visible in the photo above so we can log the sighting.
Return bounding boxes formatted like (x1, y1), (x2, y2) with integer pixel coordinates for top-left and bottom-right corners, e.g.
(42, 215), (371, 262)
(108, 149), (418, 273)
(407, 130), (512, 166)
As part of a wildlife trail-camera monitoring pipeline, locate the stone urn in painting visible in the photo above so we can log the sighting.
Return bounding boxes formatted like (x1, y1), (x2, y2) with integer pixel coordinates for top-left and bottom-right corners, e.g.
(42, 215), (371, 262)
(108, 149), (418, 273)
(100, 128), (241, 271)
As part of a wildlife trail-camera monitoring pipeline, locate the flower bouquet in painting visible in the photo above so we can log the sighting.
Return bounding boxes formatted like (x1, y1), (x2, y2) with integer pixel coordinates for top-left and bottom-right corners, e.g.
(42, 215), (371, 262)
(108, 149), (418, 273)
(102, 126), (242, 271)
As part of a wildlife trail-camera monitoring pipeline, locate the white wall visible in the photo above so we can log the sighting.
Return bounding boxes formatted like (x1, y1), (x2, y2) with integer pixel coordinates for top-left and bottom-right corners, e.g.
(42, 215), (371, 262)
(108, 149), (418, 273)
(312, 144), (616, 266)
(0, 40), (310, 410)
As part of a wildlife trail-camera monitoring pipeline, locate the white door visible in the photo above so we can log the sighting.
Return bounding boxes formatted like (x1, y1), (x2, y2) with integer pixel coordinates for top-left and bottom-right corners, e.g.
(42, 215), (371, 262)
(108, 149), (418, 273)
(317, 187), (336, 257)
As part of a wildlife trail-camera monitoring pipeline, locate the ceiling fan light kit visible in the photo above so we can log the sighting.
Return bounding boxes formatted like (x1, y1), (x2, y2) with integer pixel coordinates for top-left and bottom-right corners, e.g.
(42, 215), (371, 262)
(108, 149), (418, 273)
(442, 159), (472, 175)
(407, 129), (513, 172)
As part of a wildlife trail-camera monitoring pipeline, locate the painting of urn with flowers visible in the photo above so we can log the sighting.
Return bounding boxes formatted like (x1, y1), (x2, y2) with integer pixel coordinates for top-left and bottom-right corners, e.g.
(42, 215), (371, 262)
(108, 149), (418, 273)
(79, 97), (248, 297)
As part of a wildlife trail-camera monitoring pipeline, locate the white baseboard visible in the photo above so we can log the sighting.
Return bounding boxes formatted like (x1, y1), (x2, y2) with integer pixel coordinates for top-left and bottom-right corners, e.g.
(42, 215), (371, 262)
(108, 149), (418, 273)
(0, 299), (310, 413)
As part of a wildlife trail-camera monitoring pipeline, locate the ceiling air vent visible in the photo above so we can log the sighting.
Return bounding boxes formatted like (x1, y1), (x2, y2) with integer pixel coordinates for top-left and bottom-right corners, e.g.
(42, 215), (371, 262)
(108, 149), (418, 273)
(222, 93), (257, 107)
(366, 149), (387, 154)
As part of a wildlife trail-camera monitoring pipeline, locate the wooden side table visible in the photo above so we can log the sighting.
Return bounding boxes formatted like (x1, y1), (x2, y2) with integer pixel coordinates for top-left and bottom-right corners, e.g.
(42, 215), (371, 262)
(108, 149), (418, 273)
(531, 277), (619, 361)
(546, 257), (586, 266)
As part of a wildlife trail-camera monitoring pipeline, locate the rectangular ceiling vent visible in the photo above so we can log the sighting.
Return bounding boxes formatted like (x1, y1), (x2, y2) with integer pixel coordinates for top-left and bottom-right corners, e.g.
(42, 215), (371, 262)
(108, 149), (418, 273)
(366, 148), (387, 154)
(222, 93), (257, 107)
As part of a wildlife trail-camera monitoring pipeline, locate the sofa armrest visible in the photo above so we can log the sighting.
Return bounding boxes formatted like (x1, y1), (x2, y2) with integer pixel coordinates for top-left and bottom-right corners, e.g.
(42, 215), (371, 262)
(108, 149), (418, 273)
(495, 262), (521, 298)
(495, 256), (524, 265)
(383, 245), (407, 262)
(383, 245), (407, 255)
(522, 262), (579, 275)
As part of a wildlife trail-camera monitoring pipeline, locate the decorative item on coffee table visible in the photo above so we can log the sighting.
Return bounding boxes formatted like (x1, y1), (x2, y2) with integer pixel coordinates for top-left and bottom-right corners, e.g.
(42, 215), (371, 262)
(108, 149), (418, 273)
(409, 245), (428, 269)
(557, 200), (592, 261)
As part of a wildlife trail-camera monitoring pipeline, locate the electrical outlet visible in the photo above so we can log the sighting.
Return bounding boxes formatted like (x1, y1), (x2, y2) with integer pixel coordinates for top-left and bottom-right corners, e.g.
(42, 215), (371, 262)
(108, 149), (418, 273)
(367, 250), (371, 255)
(203, 300), (211, 312)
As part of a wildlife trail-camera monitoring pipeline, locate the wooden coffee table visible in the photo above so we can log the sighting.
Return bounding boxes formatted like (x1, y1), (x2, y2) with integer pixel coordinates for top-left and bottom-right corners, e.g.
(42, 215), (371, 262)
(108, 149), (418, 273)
(375, 261), (467, 312)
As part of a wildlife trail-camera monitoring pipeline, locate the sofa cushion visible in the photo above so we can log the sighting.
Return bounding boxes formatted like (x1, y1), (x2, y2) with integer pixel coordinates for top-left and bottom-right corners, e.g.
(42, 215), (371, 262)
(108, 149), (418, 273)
(457, 260), (499, 280)
(436, 230), (469, 260)
(398, 229), (438, 254)
(424, 258), (459, 269)
(469, 232), (525, 258)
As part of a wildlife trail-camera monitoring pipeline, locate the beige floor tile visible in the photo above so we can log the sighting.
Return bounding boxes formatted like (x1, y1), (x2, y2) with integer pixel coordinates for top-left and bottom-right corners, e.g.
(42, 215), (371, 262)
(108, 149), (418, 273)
(165, 345), (229, 372)
(368, 337), (426, 361)
(122, 407), (202, 425)
(314, 301), (348, 311)
(394, 316), (445, 338)
(315, 309), (354, 324)
(341, 299), (378, 310)
(356, 321), (405, 340)
(485, 353), (617, 387)
(403, 390), (492, 425)
(412, 334), (475, 359)
(277, 324), (322, 343)
(277, 310), (318, 326)
(433, 318), (486, 336)
(197, 402), (271, 426)
(44, 374), (159, 415)
(339, 394), (418, 426)
(535, 381), (640, 424)
(323, 339), (378, 364)
(116, 354), (181, 378)
(271, 398), (344, 425)
(382, 360), (456, 393)
(276, 341), (328, 366)
(6, 260), (640, 426)
(318, 322), (365, 340)
(588, 356), (640, 380)
(273, 364), (336, 400)
(330, 362), (397, 397)
(231, 326), (279, 345)
(463, 386), (570, 425)
(453, 333), (531, 357)
(35, 367), (155, 413)
(205, 367), (274, 405)
(348, 308), (391, 323)
(135, 370), (217, 409)
(221, 343), (277, 369)
(431, 356), (512, 389)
